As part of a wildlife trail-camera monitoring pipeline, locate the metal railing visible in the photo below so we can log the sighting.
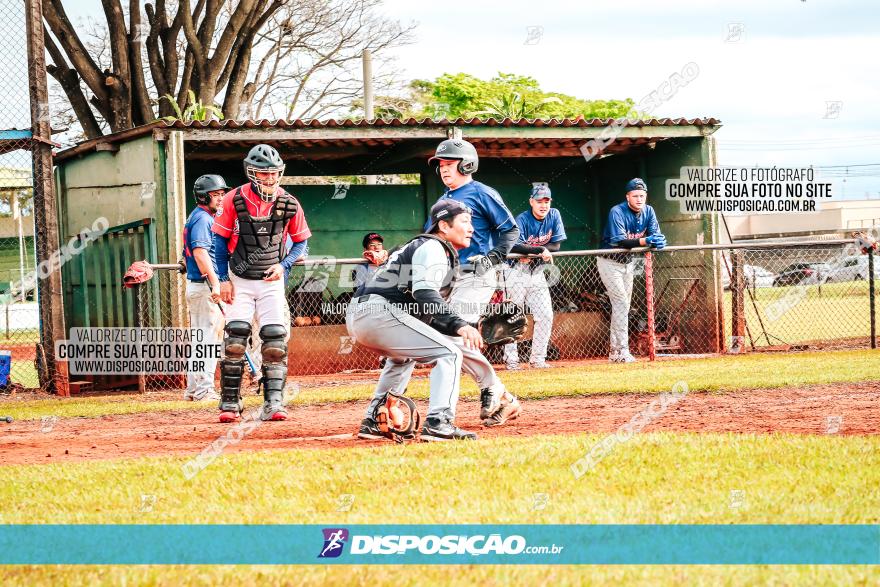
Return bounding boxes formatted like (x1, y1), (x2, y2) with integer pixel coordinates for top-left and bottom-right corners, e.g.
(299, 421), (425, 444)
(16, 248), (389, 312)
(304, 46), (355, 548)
(118, 238), (877, 393)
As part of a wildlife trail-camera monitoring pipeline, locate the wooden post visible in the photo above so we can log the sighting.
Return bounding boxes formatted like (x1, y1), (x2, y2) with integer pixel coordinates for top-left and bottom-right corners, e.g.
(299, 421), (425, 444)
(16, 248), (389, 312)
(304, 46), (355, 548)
(730, 250), (746, 353)
(26, 0), (69, 395)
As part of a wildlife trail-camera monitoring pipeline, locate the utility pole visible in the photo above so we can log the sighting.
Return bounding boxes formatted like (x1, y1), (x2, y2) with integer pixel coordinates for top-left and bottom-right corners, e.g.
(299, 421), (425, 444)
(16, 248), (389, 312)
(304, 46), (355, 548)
(363, 49), (377, 185)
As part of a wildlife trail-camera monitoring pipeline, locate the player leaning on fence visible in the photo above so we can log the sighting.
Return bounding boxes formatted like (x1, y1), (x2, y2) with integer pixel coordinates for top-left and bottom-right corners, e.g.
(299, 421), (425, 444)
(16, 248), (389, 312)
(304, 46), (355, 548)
(502, 183), (567, 370)
(597, 178), (666, 363)
(181, 174), (229, 402)
(211, 144), (311, 423)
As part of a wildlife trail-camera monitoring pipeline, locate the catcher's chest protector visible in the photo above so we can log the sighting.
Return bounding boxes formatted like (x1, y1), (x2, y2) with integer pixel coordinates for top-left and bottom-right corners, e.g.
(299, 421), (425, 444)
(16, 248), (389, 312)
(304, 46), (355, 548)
(230, 190), (298, 279)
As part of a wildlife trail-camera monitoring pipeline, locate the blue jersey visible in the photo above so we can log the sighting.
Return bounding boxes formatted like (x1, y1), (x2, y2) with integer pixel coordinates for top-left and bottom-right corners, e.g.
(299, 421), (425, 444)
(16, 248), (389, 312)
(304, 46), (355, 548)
(182, 206), (215, 281)
(513, 208), (566, 268)
(424, 180), (516, 262)
(600, 202), (662, 262)
(516, 208), (567, 247)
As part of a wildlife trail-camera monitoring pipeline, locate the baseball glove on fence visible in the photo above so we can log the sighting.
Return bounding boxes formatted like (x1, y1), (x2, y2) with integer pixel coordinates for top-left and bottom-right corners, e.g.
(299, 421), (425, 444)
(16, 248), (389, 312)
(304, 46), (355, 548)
(853, 231), (879, 254)
(122, 260), (153, 288)
(479, 301), (527, 345)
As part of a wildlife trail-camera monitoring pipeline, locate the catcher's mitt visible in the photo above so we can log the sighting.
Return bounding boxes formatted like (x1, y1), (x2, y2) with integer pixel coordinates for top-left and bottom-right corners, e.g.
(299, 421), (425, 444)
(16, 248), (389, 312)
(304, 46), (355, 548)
(363, 249), (389, 266)
(122, 260), (154, 289)
(480, 301), (527, 345)
(853, 231), (879, 255)
(374, 392), (420, 443)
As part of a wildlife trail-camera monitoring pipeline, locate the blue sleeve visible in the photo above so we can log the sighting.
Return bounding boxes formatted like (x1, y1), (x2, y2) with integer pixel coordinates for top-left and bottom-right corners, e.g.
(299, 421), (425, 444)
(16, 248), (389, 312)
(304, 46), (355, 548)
(189, 216), (213, 250)
(606, 207), (629, 246)
(645, 206), (662, 237)
(515, 213), (528, 242)
(212, 232), (230, 281)
(482, 188), (516, 232)
(550, 209), (567, 242)
(281, 238), (309, 279)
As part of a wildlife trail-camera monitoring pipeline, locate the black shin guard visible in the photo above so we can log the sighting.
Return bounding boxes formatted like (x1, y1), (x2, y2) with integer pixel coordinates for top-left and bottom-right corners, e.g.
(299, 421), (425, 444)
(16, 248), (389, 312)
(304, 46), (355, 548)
(259, 324), (288, 405)
(220, 320), (251, 411)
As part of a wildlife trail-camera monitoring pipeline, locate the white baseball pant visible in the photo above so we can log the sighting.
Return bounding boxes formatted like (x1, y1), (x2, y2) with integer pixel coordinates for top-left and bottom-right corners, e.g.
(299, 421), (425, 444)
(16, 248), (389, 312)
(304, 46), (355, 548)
(502, 263), (554, 365)
(597, 256), (635, 356)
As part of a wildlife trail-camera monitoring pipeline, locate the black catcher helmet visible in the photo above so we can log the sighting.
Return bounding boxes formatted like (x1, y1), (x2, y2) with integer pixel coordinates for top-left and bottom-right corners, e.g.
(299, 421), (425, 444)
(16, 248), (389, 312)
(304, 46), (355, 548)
(243, 144), (285, 202)
(192, 174), (229, 205)
(428, 138), (479, 175)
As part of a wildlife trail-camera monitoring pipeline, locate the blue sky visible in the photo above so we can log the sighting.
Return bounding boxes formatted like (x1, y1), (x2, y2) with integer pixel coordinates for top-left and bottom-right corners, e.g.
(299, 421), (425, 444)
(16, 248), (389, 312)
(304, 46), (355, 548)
(26, 0), (880, 197)
(378, 0), (880, 197)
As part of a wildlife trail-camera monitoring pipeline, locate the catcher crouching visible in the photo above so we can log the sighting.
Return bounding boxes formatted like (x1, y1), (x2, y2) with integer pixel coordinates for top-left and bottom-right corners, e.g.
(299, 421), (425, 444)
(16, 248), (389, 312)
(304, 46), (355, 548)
(347, 199), (522, 442)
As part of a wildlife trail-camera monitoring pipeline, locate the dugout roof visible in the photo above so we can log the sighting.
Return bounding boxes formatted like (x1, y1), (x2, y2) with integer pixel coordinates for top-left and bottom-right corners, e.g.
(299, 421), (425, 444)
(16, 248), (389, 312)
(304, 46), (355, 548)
(55, 117), (721, 168)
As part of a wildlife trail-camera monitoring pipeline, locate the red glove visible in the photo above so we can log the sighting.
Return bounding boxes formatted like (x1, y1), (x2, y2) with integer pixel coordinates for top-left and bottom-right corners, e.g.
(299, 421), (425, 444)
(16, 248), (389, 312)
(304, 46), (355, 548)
(363, 249), (389, 266)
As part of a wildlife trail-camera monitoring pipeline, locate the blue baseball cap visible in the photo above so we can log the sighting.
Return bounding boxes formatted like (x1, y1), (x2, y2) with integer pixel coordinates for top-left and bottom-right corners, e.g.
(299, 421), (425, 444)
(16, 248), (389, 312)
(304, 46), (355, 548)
(625, 178), (648, 193)
(530, 183), (552, 200)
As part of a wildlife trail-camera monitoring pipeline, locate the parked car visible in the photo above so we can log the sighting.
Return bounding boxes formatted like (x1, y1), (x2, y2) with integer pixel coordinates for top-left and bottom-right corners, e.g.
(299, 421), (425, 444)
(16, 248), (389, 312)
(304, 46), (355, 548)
(773, 263), (827, 287)
(824, 255), (880, 282)
(722, 264), (776, 290)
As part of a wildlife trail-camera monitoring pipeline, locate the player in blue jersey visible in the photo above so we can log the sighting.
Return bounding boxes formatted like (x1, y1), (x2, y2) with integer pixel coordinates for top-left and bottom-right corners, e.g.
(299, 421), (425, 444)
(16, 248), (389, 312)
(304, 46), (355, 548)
(181, 174), (229, 401)
(597, 178), (666, 363)
(502, 183), (567, 370)
(424, 138), (522, 427)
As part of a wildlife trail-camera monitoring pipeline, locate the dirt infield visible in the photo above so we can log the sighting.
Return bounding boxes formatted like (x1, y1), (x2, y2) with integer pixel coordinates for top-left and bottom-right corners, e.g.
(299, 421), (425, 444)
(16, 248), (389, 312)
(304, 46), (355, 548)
(1, 382), (877, 466)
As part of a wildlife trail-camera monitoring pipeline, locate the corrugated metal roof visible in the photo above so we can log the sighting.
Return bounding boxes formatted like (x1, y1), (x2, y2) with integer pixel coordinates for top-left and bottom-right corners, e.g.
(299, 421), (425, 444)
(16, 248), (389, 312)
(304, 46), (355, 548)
(56, 116), (721, 162)
(163, 116), (720, 130)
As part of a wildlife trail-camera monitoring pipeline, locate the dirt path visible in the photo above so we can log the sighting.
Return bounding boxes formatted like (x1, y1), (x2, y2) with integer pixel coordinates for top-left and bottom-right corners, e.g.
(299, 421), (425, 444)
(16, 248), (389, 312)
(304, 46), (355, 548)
(1, 382), (877, 466)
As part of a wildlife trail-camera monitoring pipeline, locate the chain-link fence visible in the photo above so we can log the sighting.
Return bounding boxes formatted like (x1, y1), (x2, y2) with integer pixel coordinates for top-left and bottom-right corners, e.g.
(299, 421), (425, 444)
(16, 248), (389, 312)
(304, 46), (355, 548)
(0, 0), (43, 393)
(127, 239), (876, 394)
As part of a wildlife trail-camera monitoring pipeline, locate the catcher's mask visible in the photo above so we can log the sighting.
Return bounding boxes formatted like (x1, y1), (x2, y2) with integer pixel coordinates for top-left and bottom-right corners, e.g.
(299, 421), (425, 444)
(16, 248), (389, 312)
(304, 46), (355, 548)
(374, 392), (421, 443)
(244, 144), (285, 202)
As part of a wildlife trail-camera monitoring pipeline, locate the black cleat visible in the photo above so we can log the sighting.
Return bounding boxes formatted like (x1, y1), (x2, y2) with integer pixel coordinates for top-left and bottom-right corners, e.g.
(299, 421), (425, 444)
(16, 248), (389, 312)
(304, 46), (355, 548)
(420, 417), (477, 442)
(357, 417), (385, 440)
(479, 387), (501, 420)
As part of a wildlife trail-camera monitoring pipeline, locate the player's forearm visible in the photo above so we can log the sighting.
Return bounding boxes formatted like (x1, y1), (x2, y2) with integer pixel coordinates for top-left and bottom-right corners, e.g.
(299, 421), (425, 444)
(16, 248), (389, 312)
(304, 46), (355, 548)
(280, 239), (309, 271)
(510, 243), (544, 255)
(412, 288), (469, 336)
(613, 237), (644, 249)
(544, 241), (561, 252)
(192, 248), (219, 286)
(488, 225), (520, 262)
(212, 233), (231, 280)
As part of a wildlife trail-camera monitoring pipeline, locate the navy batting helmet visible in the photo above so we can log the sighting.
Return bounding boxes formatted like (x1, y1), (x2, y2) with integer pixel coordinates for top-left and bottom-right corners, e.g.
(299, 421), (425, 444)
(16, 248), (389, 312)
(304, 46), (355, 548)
(193, 174), (229, 205)
(428, 139), (479, 175)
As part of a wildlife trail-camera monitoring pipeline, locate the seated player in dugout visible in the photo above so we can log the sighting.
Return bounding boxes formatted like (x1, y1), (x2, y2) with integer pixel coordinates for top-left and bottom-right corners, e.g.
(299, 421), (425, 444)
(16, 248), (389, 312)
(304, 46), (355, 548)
(597, 177), (666, 363)
(211, 144), (311, 423)
(181, 174), (229, 402)
(352, 232), (388, 291)
(502, 182), (567, 370)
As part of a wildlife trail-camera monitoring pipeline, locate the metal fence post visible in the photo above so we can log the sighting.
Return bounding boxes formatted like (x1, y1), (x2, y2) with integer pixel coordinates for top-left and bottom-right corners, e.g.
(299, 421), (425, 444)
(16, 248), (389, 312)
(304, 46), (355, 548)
(869, 249), (876, 349)
(645, 251), (656, 361)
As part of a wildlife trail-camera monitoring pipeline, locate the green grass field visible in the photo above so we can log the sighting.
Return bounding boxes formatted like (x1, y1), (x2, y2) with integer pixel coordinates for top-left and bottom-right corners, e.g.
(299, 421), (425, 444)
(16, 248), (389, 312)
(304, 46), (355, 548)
(2, 349), (878, 585)
(722, 280), (876, 346)
(1, 433), (878, 584)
